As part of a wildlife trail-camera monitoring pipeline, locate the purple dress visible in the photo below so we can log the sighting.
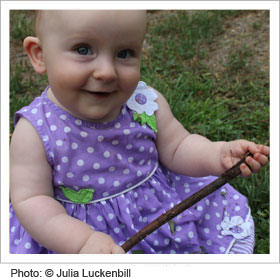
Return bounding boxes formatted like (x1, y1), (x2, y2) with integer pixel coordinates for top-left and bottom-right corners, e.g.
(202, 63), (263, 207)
(10, 81), (254, 254)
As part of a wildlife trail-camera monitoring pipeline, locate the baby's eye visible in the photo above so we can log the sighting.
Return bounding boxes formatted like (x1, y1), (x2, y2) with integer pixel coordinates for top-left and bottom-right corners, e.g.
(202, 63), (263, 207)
(75, 46), (93, 56)
(117, 49), (133, 59)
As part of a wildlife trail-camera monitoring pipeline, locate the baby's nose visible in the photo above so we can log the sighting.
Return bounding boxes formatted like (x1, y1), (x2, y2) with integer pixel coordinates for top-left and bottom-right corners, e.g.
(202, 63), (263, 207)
(92, 57), (117, 82)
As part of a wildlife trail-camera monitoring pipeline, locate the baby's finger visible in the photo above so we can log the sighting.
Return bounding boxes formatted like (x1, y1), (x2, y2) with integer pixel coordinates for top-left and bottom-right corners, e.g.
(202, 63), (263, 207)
(258, 145), (270, 156)
(245, 156), (262, 173)
(254, 153), (269, 166)
(112, 245), (125, 254)
(240, 163), (252, 178)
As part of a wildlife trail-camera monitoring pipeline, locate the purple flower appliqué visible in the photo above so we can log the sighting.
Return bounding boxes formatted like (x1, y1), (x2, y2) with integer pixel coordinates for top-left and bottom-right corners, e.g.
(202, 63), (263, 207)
(220, 215), (253, 240)
(127, 81), (158, 116)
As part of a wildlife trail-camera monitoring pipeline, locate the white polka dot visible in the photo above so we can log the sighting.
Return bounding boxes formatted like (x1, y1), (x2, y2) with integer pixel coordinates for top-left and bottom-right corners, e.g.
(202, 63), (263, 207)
(98, 177), (105, 184)
(139, 160), (145, 165)
(64, 126), (71, 133)
(115, 122), (121, 128)
(14, 239), (21, 245)
(59, 114), (66, 120)
(144, 195), (148, 200)
(216, 224), (221, 230)
(235, 205), (241, 211)
(104, 151), (110, 158)
(71, 143), (78, 149)
(113, 181), (120, 187)
(97, 215), (103, 222)
(136, 133), (142, 138)
(130, 122), (136, 128)
(75, 119), (82, 125)
(80, 131), (88, 137)
(126, 144), (133, 150)
(164, 238), (170, 245)
(103, 192), (109, 197)
(198, 182), (204, 186)
(197, 206), (203, 211)
(205, 214), (210, 220)
(128, 157), (134, 163)
(112, 140), (118, 145)
(151, 208), (157, 213)
(97, 135), (104, 142)
(219, 246), (226, 253)
(123, 169), (130, 175)
(184, 183), (190, 188)
(213, 202), (218, 207)
(67, 172), (74, 178)
(216, 212), (221, 218)
(114, 227), (120, 234)
(153, 240), (159, 246)
(25, 242), (32, 249)
(176, 226), (182, 232)
(45, 112), (51, 118)
(142, 217), (148, 223)
(56, 165), (61, 171)
(76, 159), (84, 166)
(43, 135), (49, 142)
(137, 170), (142, 177)
(222, 200), (228, 205)
(123, 129), (130, 135)
(37, 119), (43, 126)
(149, 147), (154, 153)
(109, 166), (116, 172)
(11, 226), (15, 233)
(126, 208), (130, 214)
(184, 188), (190, 193)
(108, 213), (114, 219)
(188, 231), (194, 238)
(204, 228), (210, 233)
(87, 147), (94, 153)
(170, 250), (176, 254)
(175, 238), (181, 243)
(50, 125), (57, 131)
(234, 194), (239, 200)
(133, 192), (138, 198)
(82, 175), (89, 182)
(117, 154), (122, 160)
(207, 240), (212, 246)
(139, 146), (145, 152)
(31, 108), (38, 114)
(56, 140), (63, 146)
(93, 163), (100, 170)
(205, 199), (210, 206)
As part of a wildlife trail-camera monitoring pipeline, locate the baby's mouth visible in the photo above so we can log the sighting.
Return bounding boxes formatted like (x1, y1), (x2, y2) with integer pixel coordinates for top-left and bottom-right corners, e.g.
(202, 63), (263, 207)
(82, 89), (115, 97)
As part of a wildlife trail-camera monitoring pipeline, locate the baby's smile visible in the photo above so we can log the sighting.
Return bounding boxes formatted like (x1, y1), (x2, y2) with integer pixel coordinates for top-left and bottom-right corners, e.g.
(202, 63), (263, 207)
(81, 88), (116, 99)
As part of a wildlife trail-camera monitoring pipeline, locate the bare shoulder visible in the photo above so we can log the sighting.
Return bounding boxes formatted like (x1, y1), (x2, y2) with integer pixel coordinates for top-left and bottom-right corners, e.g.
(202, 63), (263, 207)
(146, 85), (190, 167)
(10, 117), (53, 204)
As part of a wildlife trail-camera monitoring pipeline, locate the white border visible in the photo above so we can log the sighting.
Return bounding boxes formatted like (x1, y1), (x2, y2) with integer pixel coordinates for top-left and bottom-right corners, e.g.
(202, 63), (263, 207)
(1, 0), (279, 265)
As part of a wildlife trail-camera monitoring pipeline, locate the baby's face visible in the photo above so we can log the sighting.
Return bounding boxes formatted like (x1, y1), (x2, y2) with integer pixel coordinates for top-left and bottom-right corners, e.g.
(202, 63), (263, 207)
(38, 10), (146, 122)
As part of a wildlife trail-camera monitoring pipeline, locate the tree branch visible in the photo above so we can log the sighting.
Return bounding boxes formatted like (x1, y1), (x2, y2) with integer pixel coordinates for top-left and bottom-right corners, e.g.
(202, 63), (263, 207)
(121, 152), (251, 253)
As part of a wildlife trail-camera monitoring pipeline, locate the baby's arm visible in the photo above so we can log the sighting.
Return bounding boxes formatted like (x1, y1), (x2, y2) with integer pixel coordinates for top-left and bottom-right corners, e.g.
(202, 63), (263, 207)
(155, 90), (269, 177)
(10, 117), (124, 254)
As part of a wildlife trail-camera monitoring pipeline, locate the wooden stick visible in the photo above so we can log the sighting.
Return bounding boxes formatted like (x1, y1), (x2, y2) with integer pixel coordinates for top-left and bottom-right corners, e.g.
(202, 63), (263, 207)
(121, 153), (251, 253)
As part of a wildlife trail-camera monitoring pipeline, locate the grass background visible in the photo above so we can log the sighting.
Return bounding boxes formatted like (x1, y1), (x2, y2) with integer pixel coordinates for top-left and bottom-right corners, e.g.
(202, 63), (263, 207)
(10, 10), (270, 253)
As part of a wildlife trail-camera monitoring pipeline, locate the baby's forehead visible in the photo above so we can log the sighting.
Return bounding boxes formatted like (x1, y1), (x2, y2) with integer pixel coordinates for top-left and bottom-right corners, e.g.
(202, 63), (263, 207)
(37, 10), (146, 38)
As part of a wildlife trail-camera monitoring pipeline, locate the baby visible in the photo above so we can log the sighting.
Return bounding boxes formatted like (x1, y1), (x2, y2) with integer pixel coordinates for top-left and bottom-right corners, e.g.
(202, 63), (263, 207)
(10, 10), (269, 254)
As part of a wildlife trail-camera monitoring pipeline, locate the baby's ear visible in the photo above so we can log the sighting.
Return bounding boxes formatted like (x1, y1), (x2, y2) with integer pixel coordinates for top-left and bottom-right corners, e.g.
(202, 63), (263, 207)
(23, 36), (46, 74)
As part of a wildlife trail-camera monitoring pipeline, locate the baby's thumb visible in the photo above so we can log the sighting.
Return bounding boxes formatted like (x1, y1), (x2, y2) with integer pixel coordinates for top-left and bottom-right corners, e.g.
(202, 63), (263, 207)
(112, 245), (126, 254)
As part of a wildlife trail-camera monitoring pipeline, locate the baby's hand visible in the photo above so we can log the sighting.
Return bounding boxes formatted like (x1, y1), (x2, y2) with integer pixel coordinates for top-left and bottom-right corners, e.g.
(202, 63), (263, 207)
(220, 140), (269, 177)
(79, 231), (125, 254)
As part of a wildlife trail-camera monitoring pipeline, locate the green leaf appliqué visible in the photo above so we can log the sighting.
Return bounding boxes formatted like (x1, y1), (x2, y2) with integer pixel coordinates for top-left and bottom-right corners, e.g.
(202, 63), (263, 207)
(61, 186), (94, 204)
(133, 112), (158, 133)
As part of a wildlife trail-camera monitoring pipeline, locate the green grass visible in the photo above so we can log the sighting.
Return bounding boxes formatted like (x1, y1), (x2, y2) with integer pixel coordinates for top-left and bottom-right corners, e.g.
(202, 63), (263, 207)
(10, 10), (270, 254)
